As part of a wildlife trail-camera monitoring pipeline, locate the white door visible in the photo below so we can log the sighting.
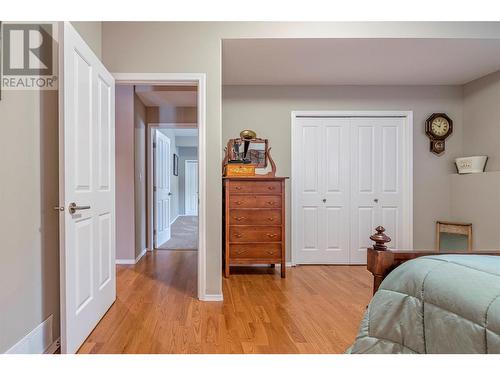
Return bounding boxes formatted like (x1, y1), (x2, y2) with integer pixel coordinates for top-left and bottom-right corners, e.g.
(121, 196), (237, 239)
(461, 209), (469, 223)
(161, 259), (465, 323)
(59, 22), (115, 353)
(349, 117), (405, 264)
(154, 130), (171, 247)
(185, 160), (198, 215)
(293, 114), (409, 265)
(294, 117), (350, 264)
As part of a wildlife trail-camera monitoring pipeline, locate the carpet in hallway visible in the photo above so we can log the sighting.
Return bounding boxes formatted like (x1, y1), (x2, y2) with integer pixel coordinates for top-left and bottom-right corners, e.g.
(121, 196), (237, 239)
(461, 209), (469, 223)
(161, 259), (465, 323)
(158, 215), (198, 250)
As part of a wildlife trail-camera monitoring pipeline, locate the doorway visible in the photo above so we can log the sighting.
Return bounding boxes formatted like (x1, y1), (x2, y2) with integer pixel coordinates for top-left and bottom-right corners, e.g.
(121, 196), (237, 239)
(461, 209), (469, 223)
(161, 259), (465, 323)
(114, 73), (207, 300)
(291, 111), (413, 265)
(152, 126), (199, 251)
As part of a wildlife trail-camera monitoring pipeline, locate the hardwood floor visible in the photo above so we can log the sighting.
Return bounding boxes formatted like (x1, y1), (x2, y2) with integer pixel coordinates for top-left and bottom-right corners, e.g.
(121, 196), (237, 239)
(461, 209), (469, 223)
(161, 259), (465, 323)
(78, 251), (372, 354)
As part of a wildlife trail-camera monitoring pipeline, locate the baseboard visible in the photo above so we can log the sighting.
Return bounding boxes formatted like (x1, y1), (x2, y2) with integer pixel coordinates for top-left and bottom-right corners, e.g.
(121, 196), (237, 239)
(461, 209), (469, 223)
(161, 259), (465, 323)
(115, 258), (135, 265)
(135, 248), (147, 263)
(170, 214), (180, 225)
(199, 294), (223, 302)
(6, 315), (58, 354)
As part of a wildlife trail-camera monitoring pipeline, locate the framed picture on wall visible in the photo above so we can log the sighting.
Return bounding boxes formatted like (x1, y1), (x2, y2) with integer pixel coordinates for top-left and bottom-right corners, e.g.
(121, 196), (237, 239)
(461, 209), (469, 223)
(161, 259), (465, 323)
(173, 153), (179, 176)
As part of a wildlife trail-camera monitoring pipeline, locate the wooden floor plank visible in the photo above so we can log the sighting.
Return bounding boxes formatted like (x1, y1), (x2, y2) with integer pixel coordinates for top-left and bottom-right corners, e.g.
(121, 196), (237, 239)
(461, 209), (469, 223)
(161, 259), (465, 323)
(78, 251), (371, 354)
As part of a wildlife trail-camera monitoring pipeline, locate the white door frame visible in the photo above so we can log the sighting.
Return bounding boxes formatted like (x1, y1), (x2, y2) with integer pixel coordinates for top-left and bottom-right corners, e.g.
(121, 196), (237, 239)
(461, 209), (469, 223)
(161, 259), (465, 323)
(185, 159), (199, 215)
(114, 73), (207, 301)
(290, 110), (413, 266)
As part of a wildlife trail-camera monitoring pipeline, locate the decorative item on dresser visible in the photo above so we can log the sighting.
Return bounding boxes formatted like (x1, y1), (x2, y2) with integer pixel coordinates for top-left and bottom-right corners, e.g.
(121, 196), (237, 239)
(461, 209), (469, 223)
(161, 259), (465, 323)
(222, 130), (288, 277)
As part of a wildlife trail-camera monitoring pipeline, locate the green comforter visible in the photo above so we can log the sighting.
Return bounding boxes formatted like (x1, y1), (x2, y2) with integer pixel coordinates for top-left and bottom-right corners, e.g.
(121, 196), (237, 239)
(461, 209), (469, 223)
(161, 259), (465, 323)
(349, 255), (500, 353)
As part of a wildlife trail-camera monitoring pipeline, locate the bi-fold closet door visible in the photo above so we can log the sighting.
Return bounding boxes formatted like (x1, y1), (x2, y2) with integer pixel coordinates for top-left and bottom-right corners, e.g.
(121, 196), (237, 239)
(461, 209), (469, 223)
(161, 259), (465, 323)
(294, 116), (407, 265)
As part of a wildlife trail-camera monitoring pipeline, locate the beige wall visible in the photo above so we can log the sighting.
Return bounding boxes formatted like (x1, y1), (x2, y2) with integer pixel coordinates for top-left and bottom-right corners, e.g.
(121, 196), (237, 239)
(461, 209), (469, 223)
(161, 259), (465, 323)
(463, 70), (500, 171)
(222, 85), (464, 251)
(147, 106), (197, 124)
(0, 90), (60, 353)
(102, 21), (500, 295)
(134, 94), (148, 256)
(116, 85), (136, 260)
(71, 22), (102, 59)
(450, 172), (500, 250)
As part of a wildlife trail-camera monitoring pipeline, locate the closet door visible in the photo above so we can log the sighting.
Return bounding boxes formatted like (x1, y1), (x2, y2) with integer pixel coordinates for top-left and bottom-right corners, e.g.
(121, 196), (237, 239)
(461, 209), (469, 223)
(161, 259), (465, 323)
(295, 117), (350, 264)
(350, 117), (405, 264)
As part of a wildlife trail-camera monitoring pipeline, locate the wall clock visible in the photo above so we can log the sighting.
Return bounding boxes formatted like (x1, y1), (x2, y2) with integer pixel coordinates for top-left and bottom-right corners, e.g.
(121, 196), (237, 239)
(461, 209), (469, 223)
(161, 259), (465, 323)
(425, 113), (453, 155)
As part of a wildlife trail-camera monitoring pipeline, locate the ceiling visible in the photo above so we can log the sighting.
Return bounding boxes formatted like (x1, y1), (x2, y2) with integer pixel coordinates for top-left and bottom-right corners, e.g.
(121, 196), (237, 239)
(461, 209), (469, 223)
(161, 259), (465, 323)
(135, 85), (197, 107)
(222, 38), (500, 85)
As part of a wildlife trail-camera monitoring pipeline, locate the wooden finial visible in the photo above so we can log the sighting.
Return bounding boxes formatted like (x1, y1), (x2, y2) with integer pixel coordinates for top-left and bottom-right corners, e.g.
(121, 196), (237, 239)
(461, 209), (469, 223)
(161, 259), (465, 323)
(370, 226), (391, 251)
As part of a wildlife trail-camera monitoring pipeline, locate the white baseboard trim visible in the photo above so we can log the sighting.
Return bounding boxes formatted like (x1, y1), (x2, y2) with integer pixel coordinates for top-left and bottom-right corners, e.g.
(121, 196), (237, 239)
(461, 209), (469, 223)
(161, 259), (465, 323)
(115, 258), (135, 265)
(6, 315), (58, 354)
(169, 214), (180, 225)
(116, 248), (148, 265)
(199, 294), (223, 302)
(135, 248), (147, 263)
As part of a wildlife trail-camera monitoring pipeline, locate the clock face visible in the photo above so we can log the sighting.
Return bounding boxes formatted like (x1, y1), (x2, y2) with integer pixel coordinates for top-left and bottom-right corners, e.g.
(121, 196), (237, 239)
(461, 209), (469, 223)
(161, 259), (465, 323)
(431, 116), (450, 137)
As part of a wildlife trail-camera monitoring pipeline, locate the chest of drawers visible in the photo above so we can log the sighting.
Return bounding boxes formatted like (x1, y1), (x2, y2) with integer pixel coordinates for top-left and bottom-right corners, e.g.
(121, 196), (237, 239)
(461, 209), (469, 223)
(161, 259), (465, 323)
(223, 177), (287, 277)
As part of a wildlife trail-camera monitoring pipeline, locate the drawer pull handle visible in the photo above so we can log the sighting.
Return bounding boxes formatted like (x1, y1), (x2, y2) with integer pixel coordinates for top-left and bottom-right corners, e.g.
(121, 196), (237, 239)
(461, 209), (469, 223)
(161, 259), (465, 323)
(267, 186), (276, 190)
(267, 251), (275, 255)
(235, 249), (247, 255)
(234, 216), (245, 221)
(267, 217), (275, 222)
(266, 233), (277, 238)
(267, 201), (276, 205)
(235, 186), (242, 190)
(235, 201), (244, 205)
(234, 233), (243, 238)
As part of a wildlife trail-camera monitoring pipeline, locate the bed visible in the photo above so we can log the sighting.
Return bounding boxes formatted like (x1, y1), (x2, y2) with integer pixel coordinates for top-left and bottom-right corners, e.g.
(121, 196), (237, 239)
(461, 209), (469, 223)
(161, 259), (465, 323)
(348, 227), (500, 354)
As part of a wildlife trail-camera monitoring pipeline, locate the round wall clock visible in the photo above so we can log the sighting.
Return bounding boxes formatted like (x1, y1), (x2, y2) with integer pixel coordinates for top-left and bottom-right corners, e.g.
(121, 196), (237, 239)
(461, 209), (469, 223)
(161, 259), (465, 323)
(425, 113), (453, 155)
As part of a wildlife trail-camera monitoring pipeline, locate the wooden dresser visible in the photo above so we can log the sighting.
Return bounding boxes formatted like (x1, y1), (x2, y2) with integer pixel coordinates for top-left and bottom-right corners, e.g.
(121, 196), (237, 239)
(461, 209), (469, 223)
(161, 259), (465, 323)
(223, 177), (287, 277)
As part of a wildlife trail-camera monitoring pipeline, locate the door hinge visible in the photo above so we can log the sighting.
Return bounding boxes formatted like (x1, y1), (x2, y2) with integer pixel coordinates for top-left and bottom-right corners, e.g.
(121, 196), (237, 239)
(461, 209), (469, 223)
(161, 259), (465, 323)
(154, 186), (157, 192)
(153, 142), (156, 148)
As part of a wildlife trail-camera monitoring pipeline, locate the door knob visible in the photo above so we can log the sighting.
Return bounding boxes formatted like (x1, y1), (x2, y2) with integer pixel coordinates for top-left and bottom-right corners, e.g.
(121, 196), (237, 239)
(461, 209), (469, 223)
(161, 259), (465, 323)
(69, 202), (91, 214)
(322, 199), (327, 203)
(168, 192), (172, 196)
(374, 198), (379, 203)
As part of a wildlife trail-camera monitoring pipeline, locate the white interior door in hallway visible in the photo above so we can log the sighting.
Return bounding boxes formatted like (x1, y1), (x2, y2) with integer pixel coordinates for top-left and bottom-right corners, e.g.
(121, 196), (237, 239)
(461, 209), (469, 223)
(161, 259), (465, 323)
(185, 160), (199, 215)
(59, 22), (116, 353)
(292, 112), (413, 265)
(154, 131), (172, 247)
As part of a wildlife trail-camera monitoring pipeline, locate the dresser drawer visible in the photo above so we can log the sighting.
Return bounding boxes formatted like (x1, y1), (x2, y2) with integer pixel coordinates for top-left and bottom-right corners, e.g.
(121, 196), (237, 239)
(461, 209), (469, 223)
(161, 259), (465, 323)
(229, 243), (282, 260)
(229, 195), (281, 208)
(229, 226), (281, 242)
(229, 209), (282, 225)
(228, 181), (281, 194)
